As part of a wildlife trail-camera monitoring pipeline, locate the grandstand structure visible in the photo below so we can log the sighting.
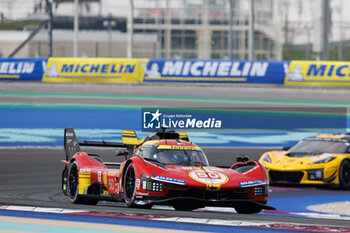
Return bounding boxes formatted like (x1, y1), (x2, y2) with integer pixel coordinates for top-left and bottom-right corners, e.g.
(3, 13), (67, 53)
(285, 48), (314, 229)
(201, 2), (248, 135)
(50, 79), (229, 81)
(130, 0), (282, 60)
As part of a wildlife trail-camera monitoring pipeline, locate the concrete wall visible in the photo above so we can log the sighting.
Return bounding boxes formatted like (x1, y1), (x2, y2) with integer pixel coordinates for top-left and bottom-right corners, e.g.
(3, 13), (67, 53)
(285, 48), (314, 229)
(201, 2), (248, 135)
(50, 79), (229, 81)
(1, 30), (157, 58)
(0, 31), (31, 58)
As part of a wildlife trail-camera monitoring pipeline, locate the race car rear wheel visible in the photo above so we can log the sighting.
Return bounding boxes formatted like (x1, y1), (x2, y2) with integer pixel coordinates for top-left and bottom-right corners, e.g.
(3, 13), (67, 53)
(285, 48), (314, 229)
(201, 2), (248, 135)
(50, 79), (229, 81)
(123, 164), (137, 207)
(67, 161), (98, 205)
(339, 160), (350, 189)
(234, 205), (262, 214)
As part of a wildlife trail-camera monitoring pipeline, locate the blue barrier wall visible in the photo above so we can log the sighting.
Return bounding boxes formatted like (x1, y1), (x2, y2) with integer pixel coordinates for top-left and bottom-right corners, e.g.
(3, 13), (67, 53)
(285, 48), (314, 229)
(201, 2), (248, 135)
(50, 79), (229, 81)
(4, 58), (350, 86)
(0, 58), (289, 84)
(0, 58), (47, 81)
(0, 105), (319, 147)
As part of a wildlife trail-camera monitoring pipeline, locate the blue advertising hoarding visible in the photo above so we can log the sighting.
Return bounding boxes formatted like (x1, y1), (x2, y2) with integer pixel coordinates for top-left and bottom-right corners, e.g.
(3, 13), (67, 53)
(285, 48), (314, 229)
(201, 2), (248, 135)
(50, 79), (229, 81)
(142, 59), (287, 84)
(0, 58), (289, 84)
(0, 58), (47, 81)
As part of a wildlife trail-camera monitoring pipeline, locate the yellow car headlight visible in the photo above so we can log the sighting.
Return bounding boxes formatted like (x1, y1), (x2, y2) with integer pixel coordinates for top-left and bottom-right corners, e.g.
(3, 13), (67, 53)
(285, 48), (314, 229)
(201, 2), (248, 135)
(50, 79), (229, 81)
(308, 157), (335, 165)
(262, 154), (271, 163)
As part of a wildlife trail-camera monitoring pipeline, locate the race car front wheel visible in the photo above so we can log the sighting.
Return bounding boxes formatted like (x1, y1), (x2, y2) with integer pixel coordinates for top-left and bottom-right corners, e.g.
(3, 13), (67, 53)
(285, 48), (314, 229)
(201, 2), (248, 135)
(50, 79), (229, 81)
(123, 164), (137, 207)
(67, 161), (98, 205)
(339, 160), (350, 189)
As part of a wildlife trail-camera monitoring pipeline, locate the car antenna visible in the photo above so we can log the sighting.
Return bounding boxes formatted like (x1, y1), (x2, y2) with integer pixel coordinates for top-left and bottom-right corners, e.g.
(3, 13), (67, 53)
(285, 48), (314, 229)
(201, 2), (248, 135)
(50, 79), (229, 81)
(160, 125), (167, 144)
(161, 125), (167, 133)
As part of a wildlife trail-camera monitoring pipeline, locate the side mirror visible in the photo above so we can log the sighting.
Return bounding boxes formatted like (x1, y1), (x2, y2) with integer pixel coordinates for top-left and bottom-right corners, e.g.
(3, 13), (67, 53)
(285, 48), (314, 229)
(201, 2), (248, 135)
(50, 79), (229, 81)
(116, 149), (129, 159)
(236, 155), (249, 163)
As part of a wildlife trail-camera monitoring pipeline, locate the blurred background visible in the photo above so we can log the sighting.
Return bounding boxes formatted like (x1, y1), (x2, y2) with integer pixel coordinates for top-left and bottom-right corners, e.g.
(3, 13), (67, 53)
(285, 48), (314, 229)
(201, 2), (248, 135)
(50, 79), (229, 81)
(0, 0), (347, 61)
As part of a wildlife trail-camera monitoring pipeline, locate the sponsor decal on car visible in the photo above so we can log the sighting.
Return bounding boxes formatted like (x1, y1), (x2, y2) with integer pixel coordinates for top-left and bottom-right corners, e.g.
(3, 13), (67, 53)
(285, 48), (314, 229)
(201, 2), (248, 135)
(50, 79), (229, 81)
(136, 179), (141, 190)
(108, 171), (117, 176)
(103, 174), (107, 186)
(79, 168), (91, 173)
(182, 166), (195, 170)
(135, 191), (149, 196)
(108, 178), (115, 191)
(157, 145), (200, 150)
(152, 174), (186, 185)
(239, 179), (264, 187)
(189, 171), (228, 185)
(65, 132), (74, 137)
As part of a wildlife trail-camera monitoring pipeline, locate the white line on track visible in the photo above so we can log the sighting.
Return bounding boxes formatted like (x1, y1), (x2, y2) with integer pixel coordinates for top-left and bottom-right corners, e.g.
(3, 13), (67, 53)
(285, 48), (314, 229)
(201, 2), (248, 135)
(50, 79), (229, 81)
(0, 205), (85, 214)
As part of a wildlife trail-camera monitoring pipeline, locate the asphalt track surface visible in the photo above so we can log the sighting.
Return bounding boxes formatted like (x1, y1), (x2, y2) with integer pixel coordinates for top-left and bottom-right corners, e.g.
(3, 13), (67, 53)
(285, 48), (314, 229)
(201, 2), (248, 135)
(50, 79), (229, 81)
(1, 82), (350, 229)
(2, 147), (350, 229)
(0, 82), (350, 106)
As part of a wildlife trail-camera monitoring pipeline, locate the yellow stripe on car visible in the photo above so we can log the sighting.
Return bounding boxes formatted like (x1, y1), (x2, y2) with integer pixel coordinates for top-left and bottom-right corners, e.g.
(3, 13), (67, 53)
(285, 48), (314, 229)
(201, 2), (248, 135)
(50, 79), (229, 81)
(157, 145), (200, 150)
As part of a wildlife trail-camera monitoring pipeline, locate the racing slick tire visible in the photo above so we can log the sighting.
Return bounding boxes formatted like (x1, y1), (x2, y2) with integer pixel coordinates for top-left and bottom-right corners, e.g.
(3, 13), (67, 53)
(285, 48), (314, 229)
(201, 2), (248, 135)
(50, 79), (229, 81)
(234, 205), (262, 214)
(339, 160), (350, 189)
(67, 161), (98, 205)
(123, 164), (137, 208)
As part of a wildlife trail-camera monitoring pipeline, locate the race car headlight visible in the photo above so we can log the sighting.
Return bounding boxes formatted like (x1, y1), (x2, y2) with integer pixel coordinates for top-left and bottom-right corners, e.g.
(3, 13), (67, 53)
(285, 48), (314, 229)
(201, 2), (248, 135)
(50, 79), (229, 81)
(262, 154), (271, 163)
(307, 169), (323, 181)
(254, 184), (269, 196)
(308, 157), (335, 165)
(141, 174), (163, 192)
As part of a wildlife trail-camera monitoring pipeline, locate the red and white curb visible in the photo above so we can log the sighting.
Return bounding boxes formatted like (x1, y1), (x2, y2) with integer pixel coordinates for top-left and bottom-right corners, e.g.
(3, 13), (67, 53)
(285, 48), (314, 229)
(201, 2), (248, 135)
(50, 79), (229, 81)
(1, 204), (350, 232)
(153, 217), (350, 232)
(183, 206), (349, 220)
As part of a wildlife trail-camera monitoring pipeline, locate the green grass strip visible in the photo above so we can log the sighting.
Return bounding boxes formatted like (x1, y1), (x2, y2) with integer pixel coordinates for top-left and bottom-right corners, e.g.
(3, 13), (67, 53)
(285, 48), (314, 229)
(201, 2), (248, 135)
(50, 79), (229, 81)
(0, 103), (140, 111)
(0, 103), (346, 118)
(1, 92), (350, 107)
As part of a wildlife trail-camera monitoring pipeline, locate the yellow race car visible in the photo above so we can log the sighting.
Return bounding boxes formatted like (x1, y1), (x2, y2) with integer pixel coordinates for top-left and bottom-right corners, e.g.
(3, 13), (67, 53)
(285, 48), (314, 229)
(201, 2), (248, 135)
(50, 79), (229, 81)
(259, 134), (350, 189)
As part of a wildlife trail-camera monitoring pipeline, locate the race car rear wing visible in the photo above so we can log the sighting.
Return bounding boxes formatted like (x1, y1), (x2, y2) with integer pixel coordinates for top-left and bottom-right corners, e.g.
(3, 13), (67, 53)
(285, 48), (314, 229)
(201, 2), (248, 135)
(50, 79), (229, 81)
(64, 127), (190, 161)
(64, 128), (130, 161)
(64, 128), (81, 161)
(121, 128), (189, 145)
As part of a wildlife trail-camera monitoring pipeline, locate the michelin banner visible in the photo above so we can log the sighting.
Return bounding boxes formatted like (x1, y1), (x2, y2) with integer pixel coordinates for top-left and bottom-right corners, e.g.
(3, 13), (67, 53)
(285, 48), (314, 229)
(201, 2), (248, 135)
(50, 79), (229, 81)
(284, 61), (350, 86)
(42, 58), (144, 82)
(0, 58), (47, 81)
(142, 59), (286, 84)
(3, 57), (350, 86)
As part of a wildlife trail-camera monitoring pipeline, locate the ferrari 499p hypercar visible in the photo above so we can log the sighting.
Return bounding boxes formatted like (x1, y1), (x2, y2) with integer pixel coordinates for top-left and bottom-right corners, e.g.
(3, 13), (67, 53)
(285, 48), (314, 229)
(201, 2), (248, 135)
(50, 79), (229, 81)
(259, 134), (350, 189)
(61, 127), (274, 214)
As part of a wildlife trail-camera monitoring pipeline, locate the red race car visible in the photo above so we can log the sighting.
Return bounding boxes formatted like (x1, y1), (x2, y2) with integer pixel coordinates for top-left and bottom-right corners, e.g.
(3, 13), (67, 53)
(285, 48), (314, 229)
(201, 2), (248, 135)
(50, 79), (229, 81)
(61, 127), (274, 214)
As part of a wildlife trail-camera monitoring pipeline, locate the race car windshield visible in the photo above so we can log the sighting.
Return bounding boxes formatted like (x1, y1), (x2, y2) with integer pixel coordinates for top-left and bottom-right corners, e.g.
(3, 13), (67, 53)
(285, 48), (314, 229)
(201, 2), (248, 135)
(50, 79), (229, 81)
(150, 149), (209, 166)
(289, 140), (348, 156)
